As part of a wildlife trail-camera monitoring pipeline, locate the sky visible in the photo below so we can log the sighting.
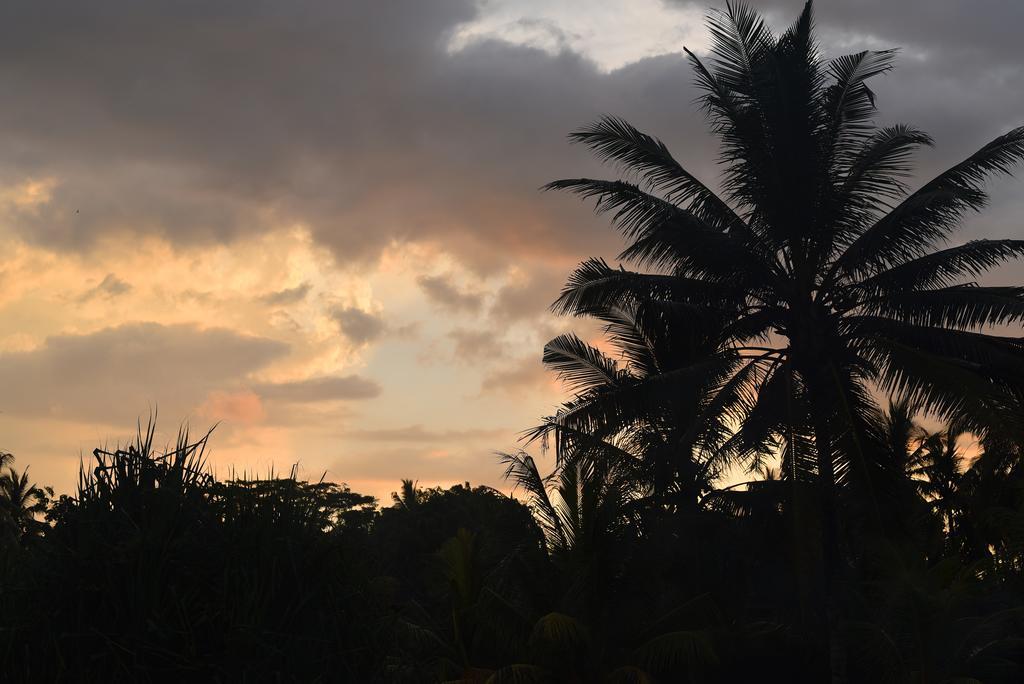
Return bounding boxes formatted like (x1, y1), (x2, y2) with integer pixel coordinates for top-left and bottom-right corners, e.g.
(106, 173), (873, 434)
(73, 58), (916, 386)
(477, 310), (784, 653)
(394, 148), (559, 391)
(0, 0), (1022, 502)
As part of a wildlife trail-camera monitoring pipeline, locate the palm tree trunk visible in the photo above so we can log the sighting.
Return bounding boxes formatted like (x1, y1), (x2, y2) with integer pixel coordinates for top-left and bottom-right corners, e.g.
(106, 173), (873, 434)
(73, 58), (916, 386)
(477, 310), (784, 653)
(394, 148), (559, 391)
(808, 386), (849, 684)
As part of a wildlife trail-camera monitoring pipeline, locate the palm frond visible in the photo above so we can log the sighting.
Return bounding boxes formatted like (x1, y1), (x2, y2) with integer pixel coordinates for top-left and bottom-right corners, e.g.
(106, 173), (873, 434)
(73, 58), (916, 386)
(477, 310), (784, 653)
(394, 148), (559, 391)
(854, 239), (1024, 295)
(543, 333), (627, 393)
(825, 49), (897, 146)
(498, 450), (565, 549)
(840, 124), (933, 201)
(542, 178), (691, 240)
(551, 258), (726, 316)
(565, 116), (741, 229)
(704, 1), (773, 95)
(864, 336), (1017, 428)
(595, 305), (660, 378)
(864, 285), (1024, 330)
(836, 127), (1024, 276)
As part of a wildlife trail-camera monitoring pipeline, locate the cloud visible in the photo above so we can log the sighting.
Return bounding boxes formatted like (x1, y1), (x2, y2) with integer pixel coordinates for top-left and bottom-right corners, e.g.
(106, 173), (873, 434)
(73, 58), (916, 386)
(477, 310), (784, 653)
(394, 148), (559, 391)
(480, 355), (549, 395)
(0, 322), (288, 422)
(332, 306), (386, 345)
(417, 274), (485, 313)
(390, 321), (422, 340)
(490, 269), (563, 321)
(253, 375), (381, 403)
(0, 0), (715, 273)
(0, 0), (1018, 280)
(446, 327), (506, 363)
(198, 389), (266, 425)
(77, 273), (132, 302)
(344, 424), (506, 443)
(260, 282), (311, 306)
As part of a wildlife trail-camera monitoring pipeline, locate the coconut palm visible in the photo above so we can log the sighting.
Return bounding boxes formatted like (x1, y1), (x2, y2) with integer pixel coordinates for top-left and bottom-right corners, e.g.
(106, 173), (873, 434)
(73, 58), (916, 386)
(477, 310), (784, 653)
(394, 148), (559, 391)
(0, 454), (51, 542)
(530, 293), (739, 511)
(500, 445), (639, 574)
(910, 421), (1024, 574)
(909, 422), (971, 536)
(393, 478), (422, 511)
(546, 2), (1024, 678)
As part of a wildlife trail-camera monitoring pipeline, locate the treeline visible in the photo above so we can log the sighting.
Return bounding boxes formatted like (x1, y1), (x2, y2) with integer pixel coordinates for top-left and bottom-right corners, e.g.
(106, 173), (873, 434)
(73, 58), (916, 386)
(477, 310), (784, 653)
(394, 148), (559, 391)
(0, 426), (536, 681)
(0, 409), (1022, 682)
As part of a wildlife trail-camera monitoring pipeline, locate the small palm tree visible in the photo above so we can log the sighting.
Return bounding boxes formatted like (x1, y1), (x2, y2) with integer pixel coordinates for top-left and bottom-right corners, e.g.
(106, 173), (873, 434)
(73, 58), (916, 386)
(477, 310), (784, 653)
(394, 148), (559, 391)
(392, 478), (422, 511)
(500, 445), (638, 565)
(909, 423), (970, 535)
(0, 455), (51, 541)
(546, 2), (1024, 678)
(498, 448), (724, 681)
(910, 421), (1024, 572)
(530, 294), (736, 510)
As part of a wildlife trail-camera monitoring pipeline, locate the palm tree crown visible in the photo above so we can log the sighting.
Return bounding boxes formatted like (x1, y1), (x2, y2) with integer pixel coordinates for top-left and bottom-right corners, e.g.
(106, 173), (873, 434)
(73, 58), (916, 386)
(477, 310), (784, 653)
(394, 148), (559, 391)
(546, 0), (1024, 496)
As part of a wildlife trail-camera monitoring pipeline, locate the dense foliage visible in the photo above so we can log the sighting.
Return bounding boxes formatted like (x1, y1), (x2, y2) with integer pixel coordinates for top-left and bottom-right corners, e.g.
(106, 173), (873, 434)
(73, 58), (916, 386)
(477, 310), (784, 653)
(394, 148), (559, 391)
(2, 2), (1024, 681)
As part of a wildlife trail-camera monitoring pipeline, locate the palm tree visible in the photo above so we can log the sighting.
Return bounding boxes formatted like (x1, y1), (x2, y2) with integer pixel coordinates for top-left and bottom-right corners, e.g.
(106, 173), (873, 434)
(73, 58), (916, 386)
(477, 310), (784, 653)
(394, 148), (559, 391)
(546, 2), (1024, 679)
(500, 446), (639, 581)
(909, 422), (970, 537)
(0, 456), (51, 542)
(392, 478), (422, 511)
(498, 448), (725, 681)
(909, 420), (1024, 575)
(530, 293), (738, 512)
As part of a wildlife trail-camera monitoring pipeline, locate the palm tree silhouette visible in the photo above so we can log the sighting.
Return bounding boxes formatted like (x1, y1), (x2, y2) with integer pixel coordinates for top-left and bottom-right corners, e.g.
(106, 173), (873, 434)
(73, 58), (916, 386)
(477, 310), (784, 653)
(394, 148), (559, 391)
(0, 454), (51, 542)
(529, 293), (734, 511)
(392, 478), (422, 511)
(546, 2), (1024, 679)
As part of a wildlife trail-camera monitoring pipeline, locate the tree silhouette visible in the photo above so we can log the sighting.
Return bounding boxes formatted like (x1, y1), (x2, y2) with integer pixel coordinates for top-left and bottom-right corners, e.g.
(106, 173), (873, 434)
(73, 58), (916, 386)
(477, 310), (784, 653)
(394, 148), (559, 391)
(546, 1), (1024, 679)
(0, 452), (51, 543)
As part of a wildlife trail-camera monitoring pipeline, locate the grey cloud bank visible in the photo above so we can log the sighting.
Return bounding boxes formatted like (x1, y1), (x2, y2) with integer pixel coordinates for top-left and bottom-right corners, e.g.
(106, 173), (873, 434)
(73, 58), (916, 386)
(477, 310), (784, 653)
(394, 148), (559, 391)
(0, 0), (1016, 278)
(0, 1), (707, 272)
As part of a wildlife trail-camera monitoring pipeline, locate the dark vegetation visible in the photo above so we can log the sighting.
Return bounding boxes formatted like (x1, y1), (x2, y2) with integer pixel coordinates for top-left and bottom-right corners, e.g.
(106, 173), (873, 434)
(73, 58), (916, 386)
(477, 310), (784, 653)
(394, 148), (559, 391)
(3, 2), (1024, 681)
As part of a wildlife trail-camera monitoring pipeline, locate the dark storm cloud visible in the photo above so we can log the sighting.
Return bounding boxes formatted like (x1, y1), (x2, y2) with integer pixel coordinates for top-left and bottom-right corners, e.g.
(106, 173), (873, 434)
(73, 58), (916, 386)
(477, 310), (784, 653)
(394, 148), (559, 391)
(0, 323), (288, 422)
